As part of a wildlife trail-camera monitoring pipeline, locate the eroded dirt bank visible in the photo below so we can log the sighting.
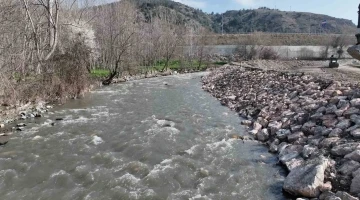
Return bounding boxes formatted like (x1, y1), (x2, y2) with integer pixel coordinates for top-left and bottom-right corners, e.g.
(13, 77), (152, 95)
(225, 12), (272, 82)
(202, 61), (360, 199)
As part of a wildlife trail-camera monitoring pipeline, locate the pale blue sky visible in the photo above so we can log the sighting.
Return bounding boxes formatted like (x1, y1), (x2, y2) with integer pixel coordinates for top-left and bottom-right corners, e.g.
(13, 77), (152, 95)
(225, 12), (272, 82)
(173, 0), (359, 24)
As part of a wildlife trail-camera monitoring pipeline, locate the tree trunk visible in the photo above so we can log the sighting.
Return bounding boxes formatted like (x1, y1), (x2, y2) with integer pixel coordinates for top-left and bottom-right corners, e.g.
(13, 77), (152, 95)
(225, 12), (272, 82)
(102, 71), (117, 85)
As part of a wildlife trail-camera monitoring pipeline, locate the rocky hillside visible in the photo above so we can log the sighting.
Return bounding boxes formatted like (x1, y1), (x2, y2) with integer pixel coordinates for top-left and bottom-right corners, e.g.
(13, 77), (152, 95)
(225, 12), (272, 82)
(212, 8), (356, 34)
(133, 1), (356, 34)
(134, 0), (213, 29)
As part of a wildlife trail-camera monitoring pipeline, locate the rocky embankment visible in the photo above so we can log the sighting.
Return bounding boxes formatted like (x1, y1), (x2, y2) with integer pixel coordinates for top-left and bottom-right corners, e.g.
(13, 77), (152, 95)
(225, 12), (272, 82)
(202, 65), (360, 199)
(0, 102), (52, 145)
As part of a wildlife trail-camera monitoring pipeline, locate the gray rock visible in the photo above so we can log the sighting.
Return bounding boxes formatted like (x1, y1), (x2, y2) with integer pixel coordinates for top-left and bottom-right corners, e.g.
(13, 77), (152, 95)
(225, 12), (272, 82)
(344, 107), (360, 117)
(336, 191), (359, 200)
(269, 143), (278, 153)
(321, 127), (333, 136)
(256, 117), (269, 127)
(0, 124), (4, 128)
(338, 99), (350, 109)
(319, 191), (336, 200)
(16, 123), (26, 127)
(335, 107), (348, 117)
(323, 118), (339, 128)
(311, 113), (323, 120)
(352, 168), (360, 178)
(317, 106), (326, 114)
(269, 121), (283, 135)
(302, 145), (318, 159)
(338, 160), (360, 175)
(0, 136), (9, 145)
(347, 125), (360, 134)
(326, 105), (338, 114)
(351, 129), (360, 138)
(291, 125), (303, 133)
(321, 114), (337, 120)
(351, 175), (360, 195)
(278, 142), (289, 154)
(302, 121), (316, 134)
(351, 115), (360, 125)
(336, 119), (351, 130)
(351, 98), (360, 107)
(308, 136), (324, 146)
(276, 129), (291, 140)
(241, 120), (252, 126)
(319, 137), (340, 149)
(256, 129), (269, 142)
(16, 127), (24, 131)
(345, 150), (360, 162)
(331, 143), (360, 156)
(329, 128), (343, 138)
(280, 153), (304, 171)
(283, 157), (330, 198)
(288, 132), (305, 143)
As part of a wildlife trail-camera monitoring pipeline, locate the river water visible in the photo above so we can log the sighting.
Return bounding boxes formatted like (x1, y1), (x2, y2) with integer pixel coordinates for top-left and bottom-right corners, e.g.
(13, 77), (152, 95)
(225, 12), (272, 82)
(0, 73), (288, 200)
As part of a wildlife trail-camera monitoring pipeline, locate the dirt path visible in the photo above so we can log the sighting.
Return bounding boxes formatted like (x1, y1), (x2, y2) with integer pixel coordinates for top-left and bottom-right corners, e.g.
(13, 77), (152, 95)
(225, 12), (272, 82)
(232, 59), (360, 83)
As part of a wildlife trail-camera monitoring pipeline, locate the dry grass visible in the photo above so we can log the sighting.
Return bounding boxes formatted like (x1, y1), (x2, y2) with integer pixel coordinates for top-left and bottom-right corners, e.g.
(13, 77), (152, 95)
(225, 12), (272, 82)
(1, 42), (92, 105)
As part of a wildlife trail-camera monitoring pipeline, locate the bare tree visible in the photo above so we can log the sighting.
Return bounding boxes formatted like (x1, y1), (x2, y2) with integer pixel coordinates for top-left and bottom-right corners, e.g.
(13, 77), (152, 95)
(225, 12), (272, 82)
(94, 0), (138, 85)
(158, 13), (185, 72)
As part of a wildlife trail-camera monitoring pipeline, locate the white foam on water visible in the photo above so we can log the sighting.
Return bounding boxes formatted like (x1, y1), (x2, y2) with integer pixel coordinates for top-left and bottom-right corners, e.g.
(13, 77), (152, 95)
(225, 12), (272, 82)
(50, 170), (67, 178)
(54, 132), (65, 137)
(205, 139), (233, 153)
(91, 111), (110, 117)
(117, 173), (141, 186)
(146, 159), (174, 178)
(32, 136), (43, 141)
(189, 194), (212, 200)
(62, 116), (94, 125)
(92, 135), (104, 145)
(156, 119), (175, 127)
(20, 126), (40, 136)
(185, 145), (200, 155)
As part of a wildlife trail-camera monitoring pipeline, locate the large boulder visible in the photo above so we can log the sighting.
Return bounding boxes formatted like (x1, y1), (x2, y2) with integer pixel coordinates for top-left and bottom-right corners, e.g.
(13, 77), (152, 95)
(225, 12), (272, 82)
(331, 143), (360, 157)
(335, 191), (359, 200)
(345, 150), (360, 162)
(256, 129), (269, 142)
(351, 129), (360, 138)
(338, 160), (360, 176)
(350, 174), (360, 197)
(283, 157), (330, 198)
(0, 135), (9, 145)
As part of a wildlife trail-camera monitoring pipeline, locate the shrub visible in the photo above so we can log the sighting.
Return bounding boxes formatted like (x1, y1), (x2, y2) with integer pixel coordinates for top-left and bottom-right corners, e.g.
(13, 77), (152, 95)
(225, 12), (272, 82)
(258, 47), (279, 60)
(299, 47), (316, 60)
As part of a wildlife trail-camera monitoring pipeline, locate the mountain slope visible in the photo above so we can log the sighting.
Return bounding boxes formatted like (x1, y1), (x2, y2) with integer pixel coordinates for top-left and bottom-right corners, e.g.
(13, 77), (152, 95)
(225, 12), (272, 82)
(134, 0), (213, 29)
(211, 8), (357, 34)
(133, 1), (356, 34)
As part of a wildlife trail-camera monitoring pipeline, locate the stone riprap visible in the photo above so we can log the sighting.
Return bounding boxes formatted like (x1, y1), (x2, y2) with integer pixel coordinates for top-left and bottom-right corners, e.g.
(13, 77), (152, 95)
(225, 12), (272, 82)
(202, 65), (360, 199)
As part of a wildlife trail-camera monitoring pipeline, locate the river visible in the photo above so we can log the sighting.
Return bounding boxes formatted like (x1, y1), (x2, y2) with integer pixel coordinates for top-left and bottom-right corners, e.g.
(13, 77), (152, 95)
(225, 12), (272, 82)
(0, 73), (288, 200)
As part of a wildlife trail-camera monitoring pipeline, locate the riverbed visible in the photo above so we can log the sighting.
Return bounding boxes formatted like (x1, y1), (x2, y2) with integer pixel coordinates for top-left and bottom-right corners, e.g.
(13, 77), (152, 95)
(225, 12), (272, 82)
(0, 73), (288, 200)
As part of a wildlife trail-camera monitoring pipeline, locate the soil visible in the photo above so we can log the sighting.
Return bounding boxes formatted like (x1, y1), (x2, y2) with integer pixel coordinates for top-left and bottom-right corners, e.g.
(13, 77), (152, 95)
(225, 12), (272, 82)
(232, 59), (360, 83)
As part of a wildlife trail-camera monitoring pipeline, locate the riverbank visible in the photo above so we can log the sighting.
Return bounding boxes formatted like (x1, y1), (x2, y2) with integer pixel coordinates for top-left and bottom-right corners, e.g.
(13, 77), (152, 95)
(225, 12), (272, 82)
(202, 61), (360, 199)
(0, 67), (216, 142)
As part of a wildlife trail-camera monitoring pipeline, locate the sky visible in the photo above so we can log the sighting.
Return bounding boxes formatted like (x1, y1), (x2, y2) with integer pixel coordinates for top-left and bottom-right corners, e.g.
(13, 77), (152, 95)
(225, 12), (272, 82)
(173, 0), (359, 24)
